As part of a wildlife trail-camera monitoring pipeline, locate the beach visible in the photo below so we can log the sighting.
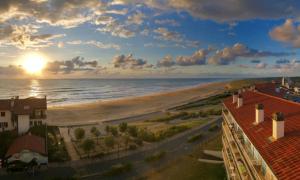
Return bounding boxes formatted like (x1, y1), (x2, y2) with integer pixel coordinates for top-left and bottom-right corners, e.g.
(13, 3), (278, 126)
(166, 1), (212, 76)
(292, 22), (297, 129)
(47, 81), (227, 126)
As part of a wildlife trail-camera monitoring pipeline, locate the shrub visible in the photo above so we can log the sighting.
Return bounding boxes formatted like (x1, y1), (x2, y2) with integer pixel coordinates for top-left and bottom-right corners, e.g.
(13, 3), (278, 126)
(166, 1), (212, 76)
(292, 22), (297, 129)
(110, 126), (119, 136)
(74, 128), (85, 141)
(104, 136), (115, 149)
(81, 139), (95, 157)
(187, 133), (203, 143)
(119, 122), (128, 132)
(90, 127), (100, 144)
(158, 125), (190, 139)
(129, 144), (137, 150)
(103, 163), (132, 177)
(145, 151), (166, 162)
(150, 112), (189, 122)
(138, 128), (156, 142)
(127, 126), (138, 137)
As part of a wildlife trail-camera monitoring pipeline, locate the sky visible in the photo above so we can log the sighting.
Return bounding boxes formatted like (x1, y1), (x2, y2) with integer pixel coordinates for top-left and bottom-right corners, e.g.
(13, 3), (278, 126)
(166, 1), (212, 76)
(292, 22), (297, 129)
(1, 0), (300, 79)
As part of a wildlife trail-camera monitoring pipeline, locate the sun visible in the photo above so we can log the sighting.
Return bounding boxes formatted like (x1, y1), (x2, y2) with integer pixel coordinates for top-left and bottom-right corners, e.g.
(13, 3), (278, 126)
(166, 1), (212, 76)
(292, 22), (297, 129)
(21, 53), (47, 74)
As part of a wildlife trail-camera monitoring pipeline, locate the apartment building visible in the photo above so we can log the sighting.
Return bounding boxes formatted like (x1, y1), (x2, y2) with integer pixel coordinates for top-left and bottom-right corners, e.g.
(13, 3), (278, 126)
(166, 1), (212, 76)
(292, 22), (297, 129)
(222, 88), (300, 180)
(0, 96), (47, 134)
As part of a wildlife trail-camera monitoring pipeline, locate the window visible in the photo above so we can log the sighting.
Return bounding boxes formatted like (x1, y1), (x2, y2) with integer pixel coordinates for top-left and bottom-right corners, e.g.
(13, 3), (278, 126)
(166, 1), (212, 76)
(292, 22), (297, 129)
(38, 121), (42, 125)
(0, 122), (8, 128)
(1, 112), (5, 117)
(30, 121), (33, 126)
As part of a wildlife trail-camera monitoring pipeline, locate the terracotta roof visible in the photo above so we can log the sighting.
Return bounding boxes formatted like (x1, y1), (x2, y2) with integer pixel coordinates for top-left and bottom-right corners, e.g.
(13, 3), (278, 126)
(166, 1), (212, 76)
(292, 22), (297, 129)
(5, 134), (46, 157)
(224, 90), (300, 180)
(0, 97), (46, 114)
(254, 82), (287, 98)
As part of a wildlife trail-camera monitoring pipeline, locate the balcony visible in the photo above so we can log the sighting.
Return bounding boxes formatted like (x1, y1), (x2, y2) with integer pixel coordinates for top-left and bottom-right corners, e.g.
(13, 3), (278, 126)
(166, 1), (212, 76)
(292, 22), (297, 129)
(222, 111), (265, 180)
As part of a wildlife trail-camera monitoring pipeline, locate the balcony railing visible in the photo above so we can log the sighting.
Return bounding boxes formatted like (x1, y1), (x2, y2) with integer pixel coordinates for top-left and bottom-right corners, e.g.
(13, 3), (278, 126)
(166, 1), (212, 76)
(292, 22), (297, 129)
(222, 111), (264, 180)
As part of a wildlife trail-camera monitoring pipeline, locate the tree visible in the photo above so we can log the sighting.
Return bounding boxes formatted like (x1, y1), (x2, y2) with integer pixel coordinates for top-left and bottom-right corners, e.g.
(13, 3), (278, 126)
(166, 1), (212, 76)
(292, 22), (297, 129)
(104, 136), (115, 152)
(124, 135), (130, 150)
(74, 128), (85, 141)
(119, 122), (128, 133)
(105, 125), (110, 134)
(90, 127), (101, 144)
(81, 139), (95, 157)
(110, 126), (119, 136)
(127, 126), (138, 137)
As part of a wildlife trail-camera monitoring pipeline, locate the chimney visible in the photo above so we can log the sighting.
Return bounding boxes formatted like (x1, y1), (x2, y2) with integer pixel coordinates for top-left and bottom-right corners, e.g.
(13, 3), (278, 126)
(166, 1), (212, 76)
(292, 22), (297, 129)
(232, 92), (238, 103)
(272, 112), (285, 140)
(237, 94), (243, 108)
(255, 104), (264, 124)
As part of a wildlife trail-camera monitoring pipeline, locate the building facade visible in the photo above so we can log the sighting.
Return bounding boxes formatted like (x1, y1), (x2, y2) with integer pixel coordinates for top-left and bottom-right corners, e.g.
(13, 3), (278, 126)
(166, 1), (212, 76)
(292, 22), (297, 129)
(0, 96), (47, 134)
(222, 87), (300, 180)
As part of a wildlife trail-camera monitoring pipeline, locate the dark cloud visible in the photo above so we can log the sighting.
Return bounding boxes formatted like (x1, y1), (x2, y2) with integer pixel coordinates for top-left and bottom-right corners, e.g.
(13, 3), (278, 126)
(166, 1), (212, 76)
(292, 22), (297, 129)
(46, 56), (98, 74)
(251, 60), (261, 63)
(120, 0), (300, 22)
(207, 43), (291, 65)
(112, 54), (153, 69)
(276, 59), (290, 64)
(0, 24), (64, 49)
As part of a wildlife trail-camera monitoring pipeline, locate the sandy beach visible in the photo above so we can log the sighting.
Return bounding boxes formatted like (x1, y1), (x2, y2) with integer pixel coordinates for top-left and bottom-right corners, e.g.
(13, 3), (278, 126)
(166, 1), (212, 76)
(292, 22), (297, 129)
(47, 81), (227, 126)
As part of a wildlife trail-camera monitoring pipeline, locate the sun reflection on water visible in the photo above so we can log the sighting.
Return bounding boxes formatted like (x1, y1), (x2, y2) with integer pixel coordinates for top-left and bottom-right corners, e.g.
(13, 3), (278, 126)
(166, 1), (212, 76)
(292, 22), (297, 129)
(29, 79), (40, 97)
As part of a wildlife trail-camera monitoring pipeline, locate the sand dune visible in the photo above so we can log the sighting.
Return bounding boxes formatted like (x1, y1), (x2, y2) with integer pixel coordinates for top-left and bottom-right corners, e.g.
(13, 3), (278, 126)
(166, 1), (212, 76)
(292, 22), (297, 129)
(47, 81), (227, 126)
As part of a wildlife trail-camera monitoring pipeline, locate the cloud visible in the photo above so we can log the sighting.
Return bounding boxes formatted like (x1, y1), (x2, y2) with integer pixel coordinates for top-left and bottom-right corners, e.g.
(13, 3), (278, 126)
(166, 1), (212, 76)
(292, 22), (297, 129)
(157, 55), (175, 67)
(119, 0), (300, 22)
(112, 54), (153, 69)
(207, 43), (291, 65)
(0, 24), (64, 49)
(153, 27), (200, 48)
(46, 56), (98, 74)
(256, 62), (268, 69)
(126, 11), (146, 25)
(67, 40), (120, 50)
(176, 49), (210, 66)
(97, 20), (135, 38)
(251, 59), (261, 63)
(273, 59), (300, 72)
(85, 40), (120, 50)
(269, 19), (300, 48)
(0, 65), (25, 77)
(276, 59), (290, 64)
(155, 19), (180, 26)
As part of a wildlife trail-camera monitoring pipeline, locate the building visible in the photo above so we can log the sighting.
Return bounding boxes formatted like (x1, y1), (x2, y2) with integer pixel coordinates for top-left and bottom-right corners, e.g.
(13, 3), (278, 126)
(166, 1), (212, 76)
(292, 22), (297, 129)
(5, 134), (48, 168)
(0, 96), (47, 134)
(222, 88), (300, 179)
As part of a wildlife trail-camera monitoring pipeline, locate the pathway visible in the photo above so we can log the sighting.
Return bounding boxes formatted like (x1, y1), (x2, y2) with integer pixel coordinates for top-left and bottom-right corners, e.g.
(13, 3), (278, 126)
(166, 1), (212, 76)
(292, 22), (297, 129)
(59, 127), (80, 161)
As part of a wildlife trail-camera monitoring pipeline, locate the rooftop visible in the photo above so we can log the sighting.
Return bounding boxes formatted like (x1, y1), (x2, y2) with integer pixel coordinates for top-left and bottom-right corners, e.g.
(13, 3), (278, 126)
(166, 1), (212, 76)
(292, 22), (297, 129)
(5, 134), (46, 157)
(224, 90), (300, 179)
(0, 97), (47, 115)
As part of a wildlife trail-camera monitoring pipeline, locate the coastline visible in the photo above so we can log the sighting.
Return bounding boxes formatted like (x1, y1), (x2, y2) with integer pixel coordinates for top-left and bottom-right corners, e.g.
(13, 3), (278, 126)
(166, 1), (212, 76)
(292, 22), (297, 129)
(47, 81), (228, 126)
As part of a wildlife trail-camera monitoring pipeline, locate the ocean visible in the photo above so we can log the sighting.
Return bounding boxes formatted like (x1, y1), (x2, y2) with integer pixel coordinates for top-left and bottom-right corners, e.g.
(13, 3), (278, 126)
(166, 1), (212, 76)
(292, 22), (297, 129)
(0, 78), (229, 106)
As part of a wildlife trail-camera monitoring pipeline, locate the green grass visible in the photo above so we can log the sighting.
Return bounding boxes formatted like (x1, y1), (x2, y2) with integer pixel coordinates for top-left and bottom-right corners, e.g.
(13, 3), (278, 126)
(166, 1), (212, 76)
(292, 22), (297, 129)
(187, 133), (203, 143)
(145, 151), (166, 162)
(102, 163), (132, 177)
(144, 133), (225, 180)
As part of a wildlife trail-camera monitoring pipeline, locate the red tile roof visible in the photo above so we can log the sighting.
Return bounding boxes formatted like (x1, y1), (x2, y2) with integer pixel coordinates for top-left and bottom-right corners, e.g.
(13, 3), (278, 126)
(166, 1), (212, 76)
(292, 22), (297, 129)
(224, 90), (300, 179)
(5, 134), (46, 157)
(254, 82), (287, 98)
(0, 97), (47, 115)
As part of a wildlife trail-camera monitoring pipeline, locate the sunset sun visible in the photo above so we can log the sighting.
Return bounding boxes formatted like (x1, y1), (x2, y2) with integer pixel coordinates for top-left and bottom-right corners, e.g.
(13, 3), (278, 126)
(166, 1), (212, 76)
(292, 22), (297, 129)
(21, 53), (47, 74)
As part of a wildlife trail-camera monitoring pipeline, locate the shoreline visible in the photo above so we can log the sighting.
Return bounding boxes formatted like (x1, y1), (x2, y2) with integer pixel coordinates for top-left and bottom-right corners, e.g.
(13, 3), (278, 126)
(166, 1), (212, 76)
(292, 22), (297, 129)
(47, 79), (230, 108)
(47, 81), (228, 126)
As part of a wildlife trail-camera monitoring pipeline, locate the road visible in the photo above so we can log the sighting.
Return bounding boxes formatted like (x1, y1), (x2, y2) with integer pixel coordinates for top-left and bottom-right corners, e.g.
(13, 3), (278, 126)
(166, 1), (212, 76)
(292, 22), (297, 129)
(0, 118), (222, 180)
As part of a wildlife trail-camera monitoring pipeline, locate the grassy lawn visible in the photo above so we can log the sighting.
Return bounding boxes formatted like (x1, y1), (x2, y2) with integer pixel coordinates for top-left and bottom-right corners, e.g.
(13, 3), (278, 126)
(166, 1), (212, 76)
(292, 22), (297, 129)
(144, 133), (226, 180)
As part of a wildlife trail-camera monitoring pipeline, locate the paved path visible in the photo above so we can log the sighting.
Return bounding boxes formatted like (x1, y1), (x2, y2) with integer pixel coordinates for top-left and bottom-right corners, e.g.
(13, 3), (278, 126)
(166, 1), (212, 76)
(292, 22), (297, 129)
(198, 158), (224, 164)
(59, 127), (80, 161)
(203, 150), (223, 159)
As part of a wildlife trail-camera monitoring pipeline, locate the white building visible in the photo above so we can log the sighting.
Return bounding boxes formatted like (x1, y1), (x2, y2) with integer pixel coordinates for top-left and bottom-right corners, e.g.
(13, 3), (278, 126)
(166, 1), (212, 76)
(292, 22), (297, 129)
(0, 96), (47, 134)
